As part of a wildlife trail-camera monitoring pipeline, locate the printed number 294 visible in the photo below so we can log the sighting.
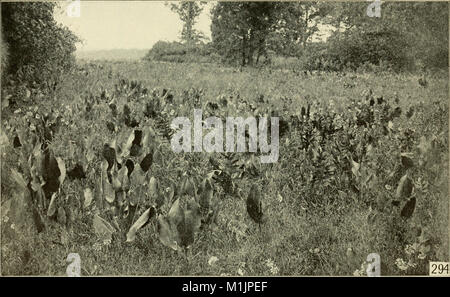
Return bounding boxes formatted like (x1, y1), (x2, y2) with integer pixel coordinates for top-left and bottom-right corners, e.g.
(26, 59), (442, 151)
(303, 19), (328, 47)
(429, 262), (450, 276)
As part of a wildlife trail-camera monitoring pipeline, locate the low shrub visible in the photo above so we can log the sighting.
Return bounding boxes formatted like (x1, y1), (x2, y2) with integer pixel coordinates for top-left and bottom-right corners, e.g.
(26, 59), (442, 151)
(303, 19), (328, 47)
(143, 41), (219, 64)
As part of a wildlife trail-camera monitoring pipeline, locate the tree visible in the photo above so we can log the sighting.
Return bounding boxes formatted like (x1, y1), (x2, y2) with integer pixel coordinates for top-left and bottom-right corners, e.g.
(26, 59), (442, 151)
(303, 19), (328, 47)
(167, 1), (207, 45)
(1, 2), (80, 85)
(268, 2), (332, 57)
(211, 2), (335, 64)
(321, 1), (448, 70)
(211, 2), (279, 66)
(395, 2), (448, 69)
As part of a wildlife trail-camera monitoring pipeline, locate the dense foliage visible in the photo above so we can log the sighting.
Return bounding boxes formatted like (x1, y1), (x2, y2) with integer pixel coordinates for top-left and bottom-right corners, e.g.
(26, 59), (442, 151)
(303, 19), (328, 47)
(316, 2), (449, 71)
(1, 60), (448, 275)
(143, 41), (218, 64)
(209, 1), (448, 71)
(0, 1), (448, 277)
(1, 2), (79, 85)
(166, 1), (207, 44)
(211, 2), (279, 66)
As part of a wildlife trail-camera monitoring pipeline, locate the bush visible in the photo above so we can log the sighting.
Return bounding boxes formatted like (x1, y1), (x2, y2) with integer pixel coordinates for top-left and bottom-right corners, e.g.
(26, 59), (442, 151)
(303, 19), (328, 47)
(328, 29), (410, 71)
(295, 27), (411, 73)
(144, 41), (219, 64)
(146, 41), (187, 59)
(1, 2), (80, 86)
(296, 42), (341, 72)
(356, 60), (393, 74)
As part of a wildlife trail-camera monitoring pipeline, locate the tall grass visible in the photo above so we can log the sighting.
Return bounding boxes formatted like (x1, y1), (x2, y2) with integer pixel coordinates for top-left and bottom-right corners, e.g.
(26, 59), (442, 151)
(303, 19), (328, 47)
(1, 60), (448, 275)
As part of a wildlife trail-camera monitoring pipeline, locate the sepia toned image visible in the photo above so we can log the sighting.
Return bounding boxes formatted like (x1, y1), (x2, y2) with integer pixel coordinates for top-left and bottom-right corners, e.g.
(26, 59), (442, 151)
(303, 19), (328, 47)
(0, 0), (448, 277)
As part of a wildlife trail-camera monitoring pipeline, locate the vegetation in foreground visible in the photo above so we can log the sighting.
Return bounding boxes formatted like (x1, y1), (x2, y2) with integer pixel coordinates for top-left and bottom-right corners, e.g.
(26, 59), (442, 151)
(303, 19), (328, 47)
(1, 60), (448, 276)
(1, 1), (448, 276)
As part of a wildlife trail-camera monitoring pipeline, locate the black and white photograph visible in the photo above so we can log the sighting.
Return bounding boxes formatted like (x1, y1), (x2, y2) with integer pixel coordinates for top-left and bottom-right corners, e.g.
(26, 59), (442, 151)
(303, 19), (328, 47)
(0, 0), (449, 278)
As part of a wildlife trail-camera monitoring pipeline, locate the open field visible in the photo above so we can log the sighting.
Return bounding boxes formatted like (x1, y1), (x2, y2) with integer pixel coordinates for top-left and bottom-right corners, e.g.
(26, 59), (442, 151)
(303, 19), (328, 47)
(1, 60), (448, 276)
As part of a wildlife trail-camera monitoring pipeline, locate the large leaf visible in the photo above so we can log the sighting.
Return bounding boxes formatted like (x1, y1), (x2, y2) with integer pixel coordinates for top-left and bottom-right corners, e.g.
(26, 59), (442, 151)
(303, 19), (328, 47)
(84, 136), (95, 163)
(118, 165), (129, 192)
(351, 159), (360, 178)
(42, 150), (64, 197)
(167, 198), (184, 226)
(157, 198), (202, 251)
(101, 159), (109, 175)
(198, 178), (213, 210)
(122, 130), (135, 158)
(181, 198), (202, 247)
(140, 151), (153, 172)
(396, 174), (413, 199)
(57, 206), (67, 226)
(400, 197), (416, 218)
(129, 164), (146, 206)
(83, 188), (93, 208)
(47, 192), (57, 217)
(180, 176), (196, 196)
(30, 175), (46, 209)
(400, 152), (414, 169)
(148, 176), (162, 206)
(11, 168), (28, 192)
(417, 136), (431, 156)
(56, 157), (66, 185)
(0, 128), (9, 148)
(103, 179), (115, 204)
(148, 176), (158, 197)
(157, 198), (183, 251)
(153, 147), (163, 166)
(111, 164), (122, 191)
(142, 126), (156, 149)
(102, 143), (116, 170)
(165, 185), (175, 205)
(93, 214), (115, 242)
(246, 184), (266, 224)
(111, 139), (124, 165)
(101, 160), (115, 204)
(157, 215), (180, 251)
(198, 178), (219, 226)
(116, 190), (127, 209)
(126, 207), (156, 242)
(95, 175), (104, 209)
(2, 176), (43, 234)
(31, 141), (44, 177)
(130, 164), (146, 186)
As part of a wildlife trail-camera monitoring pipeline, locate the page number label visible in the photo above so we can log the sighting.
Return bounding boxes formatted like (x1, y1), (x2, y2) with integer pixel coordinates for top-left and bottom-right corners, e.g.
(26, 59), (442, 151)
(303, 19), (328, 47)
(429, 262), (449, 276)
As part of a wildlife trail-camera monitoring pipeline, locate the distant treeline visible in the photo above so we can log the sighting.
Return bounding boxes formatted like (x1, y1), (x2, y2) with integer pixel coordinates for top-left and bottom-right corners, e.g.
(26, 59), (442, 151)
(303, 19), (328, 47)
(143, 41), (219, 64)
(1, 1), (448, 91)
(146, 2), (448, 72)
(76, 49), (149, 61)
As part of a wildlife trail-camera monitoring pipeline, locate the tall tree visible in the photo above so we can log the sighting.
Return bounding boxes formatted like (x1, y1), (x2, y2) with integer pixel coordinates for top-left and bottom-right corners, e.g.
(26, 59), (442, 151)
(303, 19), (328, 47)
(1, 2), (79, 84)
(268, 2), (332, 56)
(322, 1), (449, 70)
(167, 1), (206, 45)
(211, 2), (279, 66)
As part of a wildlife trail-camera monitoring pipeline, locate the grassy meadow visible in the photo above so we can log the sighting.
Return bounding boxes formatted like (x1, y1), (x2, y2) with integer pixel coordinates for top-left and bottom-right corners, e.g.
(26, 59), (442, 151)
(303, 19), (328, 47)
(1, 59), (448, 276)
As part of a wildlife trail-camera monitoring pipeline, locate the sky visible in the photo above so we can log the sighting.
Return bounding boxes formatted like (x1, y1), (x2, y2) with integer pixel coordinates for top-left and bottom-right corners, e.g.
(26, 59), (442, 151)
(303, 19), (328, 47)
(54, 1), (214, 51)
(54, 1), (332, 52)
